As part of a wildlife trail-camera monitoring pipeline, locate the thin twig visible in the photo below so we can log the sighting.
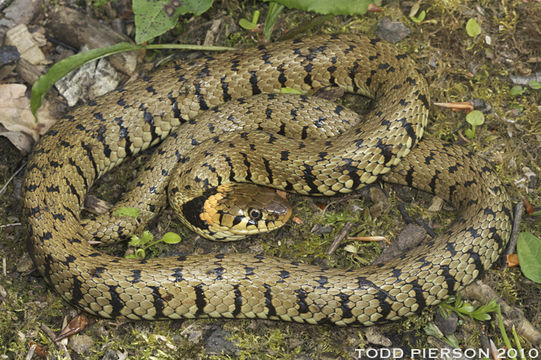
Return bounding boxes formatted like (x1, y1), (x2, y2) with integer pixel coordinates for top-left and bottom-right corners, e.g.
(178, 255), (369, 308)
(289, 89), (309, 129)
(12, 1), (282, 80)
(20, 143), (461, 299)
(503, 201), (524, 267)
(326, 222), (353, 255)
(0, 162), (25, 195)
(0, 223), (22, 228)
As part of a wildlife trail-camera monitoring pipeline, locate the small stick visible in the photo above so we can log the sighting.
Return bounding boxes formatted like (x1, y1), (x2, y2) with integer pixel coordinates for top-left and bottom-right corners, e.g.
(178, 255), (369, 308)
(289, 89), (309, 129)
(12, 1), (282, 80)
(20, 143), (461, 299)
(503, 202), (524, 267)
(326, 222), (353, 255)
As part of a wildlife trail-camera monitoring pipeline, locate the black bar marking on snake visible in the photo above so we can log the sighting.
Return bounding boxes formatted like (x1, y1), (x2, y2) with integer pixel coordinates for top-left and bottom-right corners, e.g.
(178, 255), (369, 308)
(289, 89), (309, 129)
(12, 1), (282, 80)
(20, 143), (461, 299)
(113, 117), (133, 157)
(295, 289), (309, 313)
(232, 284), (242, 317)
(71, 275), (83, 302)
(107, 285), (124, 318)
(42, 254), (53, 285)
(338, 292), (353, 318)
(220, 76), (232, 102)
(146, 86), (157, 95)
(417, 93), (429, 110)
(129, 269), (142, 283)
(66, 158), (88, 190)
(61, 254), (76, 265)
(263, 157), (273, 183)
(429, 170), (441, 194)
(249, 71), (261, 95)
(301, 164), (319, 193)
(265, 107), (272, 119)
(375, 139), (394, 165)
(193, 284), (206, 316)
(424, 152), (435, 165)
(260, 52), (271, 65)
(89, 266), (106, 278)
(263, 283), (277, 317)
(52, 213), (65, 221)
(304, 63), (313, 86)
(315, 275), (329, 289)
(210, 266), (225, 280)
(67, 236), (81, 244)
(327, 65), (337, 85)
(448, 184), (457, 200)
(194, 83), (209, 110)
(348, 61), (360, 92)
(278, 122), (286, 136)
(409, 278), (428, 313)
(97, 124), (112, 157)
(240, 152), (252, 182)
(278, 270), (290, 283)
(141, 106), (160, 142)
(448, 164), (459, 173)
(81, 142), (98, 178)
(46, 185), (59, 193)
(221, 154), (236, 181)
(244, 266), (255, 277)
(167, 91), (184, 122)
(148, 286), (165, 319)
(301, 126), (308, 140)
(277, 64), (287, 87)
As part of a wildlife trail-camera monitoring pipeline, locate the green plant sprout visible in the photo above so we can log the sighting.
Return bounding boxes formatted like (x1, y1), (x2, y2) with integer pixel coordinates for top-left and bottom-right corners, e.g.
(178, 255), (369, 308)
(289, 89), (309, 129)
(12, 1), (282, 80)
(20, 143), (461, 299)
(464, 110), (484, 139)
(466, 18), (481, 38)
(127, 231), (182, 259)
(239, 10), (261, 30)
(439, 294), (498, 321)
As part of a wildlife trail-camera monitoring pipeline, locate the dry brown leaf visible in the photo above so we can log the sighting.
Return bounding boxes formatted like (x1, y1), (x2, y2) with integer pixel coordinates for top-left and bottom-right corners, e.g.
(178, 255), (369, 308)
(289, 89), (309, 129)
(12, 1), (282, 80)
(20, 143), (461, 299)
(0, 83), (55, 153)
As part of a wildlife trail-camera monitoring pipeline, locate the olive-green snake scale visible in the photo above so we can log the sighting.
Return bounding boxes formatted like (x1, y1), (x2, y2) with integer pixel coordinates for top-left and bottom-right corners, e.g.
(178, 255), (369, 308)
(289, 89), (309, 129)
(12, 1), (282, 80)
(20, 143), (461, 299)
(23, 34), (512, 325)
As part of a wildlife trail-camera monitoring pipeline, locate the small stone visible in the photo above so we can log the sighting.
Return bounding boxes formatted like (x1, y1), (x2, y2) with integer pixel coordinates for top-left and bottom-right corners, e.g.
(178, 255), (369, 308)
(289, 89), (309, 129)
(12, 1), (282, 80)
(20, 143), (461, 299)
(205, 328), (239, 356)
(0, 46), (19, 66)
(434, 311), (458, 336)
(69, 334), (94, 354)
(375, 17), (411, 44)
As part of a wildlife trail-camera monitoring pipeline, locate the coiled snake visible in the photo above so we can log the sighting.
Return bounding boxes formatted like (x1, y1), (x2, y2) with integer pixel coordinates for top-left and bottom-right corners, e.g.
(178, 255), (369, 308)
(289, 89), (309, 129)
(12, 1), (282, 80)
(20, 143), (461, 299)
(23, 34), (512, 325)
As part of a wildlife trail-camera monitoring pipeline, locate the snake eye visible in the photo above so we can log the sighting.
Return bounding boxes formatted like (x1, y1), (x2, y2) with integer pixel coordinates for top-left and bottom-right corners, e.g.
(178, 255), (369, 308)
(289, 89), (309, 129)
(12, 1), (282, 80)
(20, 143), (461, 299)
(248, 208), (262, 221)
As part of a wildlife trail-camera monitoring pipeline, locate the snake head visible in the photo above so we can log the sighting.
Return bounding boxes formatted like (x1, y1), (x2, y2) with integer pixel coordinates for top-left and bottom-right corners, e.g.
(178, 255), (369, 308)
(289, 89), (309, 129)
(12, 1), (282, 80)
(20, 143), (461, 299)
(179, 183), (292, 241)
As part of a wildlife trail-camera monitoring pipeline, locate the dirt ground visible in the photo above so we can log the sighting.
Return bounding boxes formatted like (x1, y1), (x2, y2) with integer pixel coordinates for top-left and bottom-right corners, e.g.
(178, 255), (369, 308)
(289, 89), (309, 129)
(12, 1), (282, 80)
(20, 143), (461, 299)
(0, 0), (540, 359)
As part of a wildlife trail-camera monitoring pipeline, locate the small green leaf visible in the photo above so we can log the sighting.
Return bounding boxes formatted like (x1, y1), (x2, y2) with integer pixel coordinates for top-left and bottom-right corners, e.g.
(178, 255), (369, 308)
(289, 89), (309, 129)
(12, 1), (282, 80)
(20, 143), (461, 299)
(465, 110), (485, 127)
(140, 230), (154, 244)
(410, 10), (426, 24)
(466, 18), (481, 38)
(239, 10), (260, 30)
(528, 80), (541, 90)
(464, 128), (475, 139)
(517, 232), (541, 283)
(459, 304), (475, 314)
(161, 232), (182, 244)
(125, 254), (138, 259)
(280, 87), (304, 94)
(113, 206), (141, 218)
(129, 235), (144, 246)
(270, 0), (375, 15)
(510, 103), (525, 112)
(133, 0), (214, 44)
(509, 85), (525, 96)
(531, 209), (541, 217)
(471, 312), (491, 321)
(239, 18), (257, 30)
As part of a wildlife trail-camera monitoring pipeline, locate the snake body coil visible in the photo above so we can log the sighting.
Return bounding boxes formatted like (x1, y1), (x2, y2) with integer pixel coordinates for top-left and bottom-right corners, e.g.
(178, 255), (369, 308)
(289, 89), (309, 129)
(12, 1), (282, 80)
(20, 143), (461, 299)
(23, 34), (512, 325)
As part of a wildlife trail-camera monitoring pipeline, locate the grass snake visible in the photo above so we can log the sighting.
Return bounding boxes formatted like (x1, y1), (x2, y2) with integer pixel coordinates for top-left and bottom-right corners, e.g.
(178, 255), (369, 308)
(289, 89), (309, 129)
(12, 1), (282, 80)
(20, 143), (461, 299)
(23, 34), (512, 325)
